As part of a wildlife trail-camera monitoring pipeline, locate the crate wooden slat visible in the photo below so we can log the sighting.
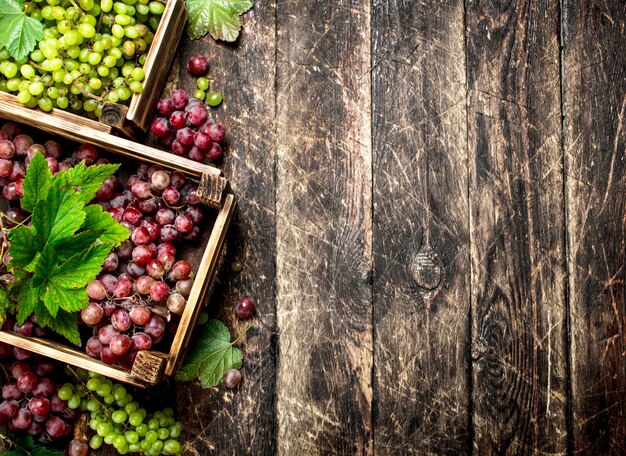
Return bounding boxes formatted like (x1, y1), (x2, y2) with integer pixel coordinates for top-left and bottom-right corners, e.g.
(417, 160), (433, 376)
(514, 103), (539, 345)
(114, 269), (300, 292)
(0, 98), (236, 386)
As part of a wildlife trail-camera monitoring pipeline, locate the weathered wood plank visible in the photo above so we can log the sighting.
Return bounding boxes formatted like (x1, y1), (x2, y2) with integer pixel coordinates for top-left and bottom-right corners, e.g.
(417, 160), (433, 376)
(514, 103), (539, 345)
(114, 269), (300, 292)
(467, 0), (567, 453)
(371, 0), (470, 454)
(275, 1), (373, 454)
(175, 2), (278, 454)
(563, 0), (626, 453)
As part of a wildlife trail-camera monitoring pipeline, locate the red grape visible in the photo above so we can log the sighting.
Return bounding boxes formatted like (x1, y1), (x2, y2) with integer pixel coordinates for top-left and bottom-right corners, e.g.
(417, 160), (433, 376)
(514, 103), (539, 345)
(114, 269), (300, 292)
(171, 89), (189, 110)
(10, 408), (32, 430)
(187, 55), (208, 75)
(0, 400), (19, 423)
(29, 397), (51, 417)
(111, 309), (132, 331)
(2, 384), (22, 401)
(69, 439), (89, 456)
(45, 416), (67, 437)
(149, 282), (169, 302)
(86, 336), (104, 357)
(109, 334), (132, 356)
(234, 297), (255, 319)
(80, 302), (104, 326)
(150, 118), (170, 138)
(145, 316), (165, 339)
(169, 111), (187, 129)
(130, 306), (152, 326)
(132, 332), (152, 350)
(98, 324), (118, 345)
(32, 378), (55, 398)
(86, 280), (107, 301)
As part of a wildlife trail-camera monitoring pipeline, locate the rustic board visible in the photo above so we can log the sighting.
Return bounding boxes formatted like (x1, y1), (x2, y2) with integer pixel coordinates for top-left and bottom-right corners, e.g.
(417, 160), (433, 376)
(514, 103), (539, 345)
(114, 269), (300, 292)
(371, 0), (470, 454)
(563, 0), (626, 453)
(174, 1), (279, 455)
(275, 1), (373, 454)
(466, 0), (568, 453)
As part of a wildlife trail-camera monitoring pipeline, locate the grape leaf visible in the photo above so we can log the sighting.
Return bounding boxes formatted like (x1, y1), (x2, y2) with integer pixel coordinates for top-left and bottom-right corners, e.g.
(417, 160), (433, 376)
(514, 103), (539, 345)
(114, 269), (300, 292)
(176, 319), (244, 388)
(1, 436), (63, 456)
(20, 152), (52, 213)
(0, 0), (44, 61)
(31, 183), (85, 247)
(185, 0), (252, 41)
(82, 204), (130, 247)
(37, 308), (81, 346)
(7, 225), (42, 271)
(56, 161), (119, 203)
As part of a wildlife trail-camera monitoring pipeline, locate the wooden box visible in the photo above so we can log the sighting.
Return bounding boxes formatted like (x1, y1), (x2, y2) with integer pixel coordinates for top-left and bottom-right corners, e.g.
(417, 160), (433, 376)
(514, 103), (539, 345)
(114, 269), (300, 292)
(0, 93), (236, 387)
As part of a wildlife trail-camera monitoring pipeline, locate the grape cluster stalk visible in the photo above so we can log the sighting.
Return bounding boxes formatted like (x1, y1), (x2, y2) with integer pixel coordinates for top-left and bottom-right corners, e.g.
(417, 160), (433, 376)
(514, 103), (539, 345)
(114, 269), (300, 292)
(0, 0), (164, 117)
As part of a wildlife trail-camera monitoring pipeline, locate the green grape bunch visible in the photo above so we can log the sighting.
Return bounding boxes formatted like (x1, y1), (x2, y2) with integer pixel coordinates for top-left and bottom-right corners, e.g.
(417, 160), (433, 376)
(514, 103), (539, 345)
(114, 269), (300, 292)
(60, 368), (184, 455)
(0, 0), (164, 118)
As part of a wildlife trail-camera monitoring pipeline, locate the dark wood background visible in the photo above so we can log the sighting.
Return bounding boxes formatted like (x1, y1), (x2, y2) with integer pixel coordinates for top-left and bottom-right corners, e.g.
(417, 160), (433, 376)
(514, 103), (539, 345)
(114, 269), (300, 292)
(159, 0), (623, 454)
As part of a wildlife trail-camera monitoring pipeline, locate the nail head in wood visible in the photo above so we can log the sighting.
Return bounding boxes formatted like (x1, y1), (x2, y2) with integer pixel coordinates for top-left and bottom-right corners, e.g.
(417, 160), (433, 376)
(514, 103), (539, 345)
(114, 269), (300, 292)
(130, 351), (166, 384)
(100, 102), (129, 128)
(198, 172), (228, 209)
(409, 245), (443, 291)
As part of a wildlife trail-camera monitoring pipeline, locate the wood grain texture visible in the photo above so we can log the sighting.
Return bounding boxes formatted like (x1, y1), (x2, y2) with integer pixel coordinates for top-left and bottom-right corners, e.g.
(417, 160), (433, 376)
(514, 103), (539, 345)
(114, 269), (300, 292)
(467, 0), (567, 453)
(371, 0), (470, 454)
(275, 1), (373, 454)
(563, 0), (626, 453)
(174, 2), (278, 455)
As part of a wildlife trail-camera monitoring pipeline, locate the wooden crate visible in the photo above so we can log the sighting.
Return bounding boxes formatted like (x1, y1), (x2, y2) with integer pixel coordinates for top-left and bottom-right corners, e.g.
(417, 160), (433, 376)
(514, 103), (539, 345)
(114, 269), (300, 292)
(0, 93), (237, 387)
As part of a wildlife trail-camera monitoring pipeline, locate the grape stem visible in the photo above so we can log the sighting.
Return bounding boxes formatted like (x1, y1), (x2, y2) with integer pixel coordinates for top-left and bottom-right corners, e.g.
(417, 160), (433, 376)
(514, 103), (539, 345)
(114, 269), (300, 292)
(72, 81), (102, 101)
(67, 0), (85, 15)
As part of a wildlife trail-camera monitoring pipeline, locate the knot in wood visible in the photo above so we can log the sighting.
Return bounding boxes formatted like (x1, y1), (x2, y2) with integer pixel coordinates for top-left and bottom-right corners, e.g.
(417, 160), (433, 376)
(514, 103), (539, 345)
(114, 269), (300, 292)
(408, 246), (443, 291)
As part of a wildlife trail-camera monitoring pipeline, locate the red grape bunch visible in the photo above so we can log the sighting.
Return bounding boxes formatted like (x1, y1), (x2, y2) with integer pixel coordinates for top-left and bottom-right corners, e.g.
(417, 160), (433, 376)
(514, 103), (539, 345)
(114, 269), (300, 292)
(82, 163), (204, 369)
(149, 89), (226, 163)
(0, 339), (75, 440)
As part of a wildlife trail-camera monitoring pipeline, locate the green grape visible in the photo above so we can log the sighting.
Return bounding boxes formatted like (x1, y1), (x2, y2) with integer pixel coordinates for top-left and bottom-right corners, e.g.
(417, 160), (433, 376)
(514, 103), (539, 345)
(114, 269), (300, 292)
(114, 3), (128, 14)
(6, 78), (20, 91)
(145, 430), (158, 443)
(20, 64), (35, 79)
(115, 13), (131, 25)
(136, 3), (148, 15)
(86, 398), (100, 412)
(47, 86), (59, 99)
(96, 383), (112, 397)
(31, 8), (43, 20)
(97, 422), (113, 437)
(56, 96), (69, 108)
(58, 385), (73, 401)
(90, 4), (102, 15)
(112, 23), (125, 38)
(78, 23), (96, 38)
(78, 0), (94, 10)
(129, 412), (144, 427)
(41, 5), (54, 19)
(18, 80), (30, 91)
(193, 89), (205, 101)
(88, 77), (102, 90)
(0, 80), (8, 92)
(129, 443), (142, 453)
(168, 425), (182, 439)
(136, 423), (149, 436)
(197, 77), (209, 91)
(82, 14), (97, 26)
(129, 80), (142, 93)
(25, 97), (38, 108)
(79, 48), (90, 62)
(103, 55), (117, 68)
(30, 49), (45, 63)
(16, 90), (31, 104)
(67, 45), (81, 59)
(139, 53), (147, 65)
(124, 401), (139, 414)
(95, 103), (103, 117)
(109, 47), (122, 59)
(104, 91), (119, 103)
(3, 63), (17, 78)
(86, 377), (101, 391)
(111, 35), (122, 47)
(116, 87), (130, 101)
(88, 52), (102, 65)
(104, 393), (116, 404)
(101, 0), (113, 11)
(121, 63), (133, 77)
(133, 37), (147, 52)
(126, 5), (136, 15)
(207, 91), (223, 107)
(92, 41), (104, 53)
(104, 433), (117, 445)
(68, 394), (82, 409)
(117, 394), (132, 407)
(130, 67), (144, 81)
(163, 440), (181, 455)
(122, 40), (135, 57)
(90, 434), (103, 450)
(79, 399), (89, 411)
(148, 16), (159, 30)
(125, 25), (139, 39)
(148, 418), (160, 430)
(112, 410), (128, 424)
(151, 440), (164, 454)
(114, 435), (128, 451)
(125, 430), (139, 444)
(148, 1), (163, 14)
(157, 428), (170, 440)
(48, 58), (63, 71)
(51, 6), (65, 20)
(89, 418), (99, 430)
(140, 439), (151, 451)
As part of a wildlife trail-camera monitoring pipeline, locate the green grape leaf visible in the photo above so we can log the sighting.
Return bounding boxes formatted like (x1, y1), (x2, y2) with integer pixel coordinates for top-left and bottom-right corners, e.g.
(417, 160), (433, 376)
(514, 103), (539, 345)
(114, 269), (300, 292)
(1, 436), (63, 456)
(20, 152), (52, 213)
(82, 204), (130, 247)
(37, 308), (81, 346)
(185, 0), (253, 41)
(56, 161), (119, 203)
(7, 225), (42, 271)
(34, 242), (110, 316)
(0, 0), (44, 61)
(31, 183), (86, 247)
(176, 320), (246, 388)
(0, 286), (9, 326)
(15, 279), (43, 324)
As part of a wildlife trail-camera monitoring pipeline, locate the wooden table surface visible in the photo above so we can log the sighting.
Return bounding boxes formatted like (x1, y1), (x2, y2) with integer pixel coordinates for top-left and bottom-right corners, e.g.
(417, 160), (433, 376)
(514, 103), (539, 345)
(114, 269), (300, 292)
(164, 1), (625, 454)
